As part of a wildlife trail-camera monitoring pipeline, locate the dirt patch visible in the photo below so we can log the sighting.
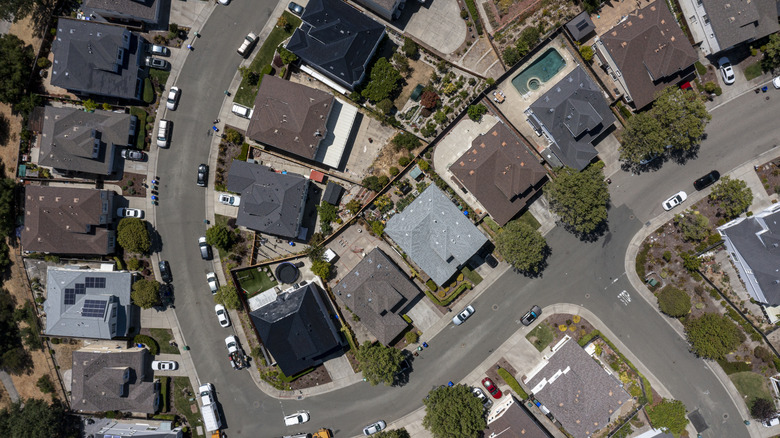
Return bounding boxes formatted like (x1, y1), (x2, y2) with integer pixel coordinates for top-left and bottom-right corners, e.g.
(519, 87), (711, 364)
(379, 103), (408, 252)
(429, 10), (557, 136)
(0, 104), (22, 179)
(486, 357), (517, 384)
(50, 338), (83, 375)
(368, 140), (427, 179)
(394, 59), (435, 108)
(117, 172), (147, 197)
(755, 159), (780, 196)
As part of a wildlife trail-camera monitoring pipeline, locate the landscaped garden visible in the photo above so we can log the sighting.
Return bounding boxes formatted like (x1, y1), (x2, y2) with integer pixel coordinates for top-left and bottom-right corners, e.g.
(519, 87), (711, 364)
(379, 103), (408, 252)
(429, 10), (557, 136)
(235, 265), (278, 298)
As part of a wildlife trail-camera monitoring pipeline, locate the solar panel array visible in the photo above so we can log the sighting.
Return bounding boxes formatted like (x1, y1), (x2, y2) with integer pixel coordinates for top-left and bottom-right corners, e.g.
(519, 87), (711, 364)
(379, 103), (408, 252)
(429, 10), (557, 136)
(75, 283), (86, 294)
(85, 277), (106, 288)
(81, 299), (107, 318)
(64, 288), (76, 305)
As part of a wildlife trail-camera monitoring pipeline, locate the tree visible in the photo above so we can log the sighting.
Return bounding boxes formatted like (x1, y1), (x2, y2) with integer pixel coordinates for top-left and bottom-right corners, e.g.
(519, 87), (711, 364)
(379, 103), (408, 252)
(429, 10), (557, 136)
(467, 104), (487, 122)
(0, 398), (67, 438)
(363, 175), (385, 192)
(579, 45), (594, 62)
(355, 341), (405, 386)
(423, 385), (486, 438)
(378, 175), (390, 187)
(418, 160), (430, 171)
(420, 91), (440, 110)
(653, 87), (710, 153)
(224, 128), (243, 145)
(131, 279), (161, 309)
(495, 220), (547, 275)
(657, 285), (691, 318)
(311, 259), (331, 280)
(376, 98), (394, 115)
(619, 111), (667, 164)
(684, 313), (745, 360)
(680, 252), (701, 272)
(392, 132), (421, 151)
(345, 199), (362, 214)
(277, 45), (298, 65)
(371, 220), (385, 236)
(709, 176), (753, 219)
(117, 218), (151, 254)
(762, 33), (780, 72)
(518, 26), (540, 50)
(545, 163), (609, 235)
(751, 398), (776, 420)
(375, 428), (411, 438)
(674, 212), (710, 242)
(206, 224), (233, 252)
(276, 15), (289, 30)
(647, 399), (689, 436)
(0, 34), (34, 105)
(36, 375), (55, 394)
(361, 58), (402, 102)
(215, 283), (242, 310)
(392, 52), (410, 76)
(0, 178), (17, 236)
(402, 37), (418, 57)
(317, 202), (338, 223)
(502, 47), (520, 66)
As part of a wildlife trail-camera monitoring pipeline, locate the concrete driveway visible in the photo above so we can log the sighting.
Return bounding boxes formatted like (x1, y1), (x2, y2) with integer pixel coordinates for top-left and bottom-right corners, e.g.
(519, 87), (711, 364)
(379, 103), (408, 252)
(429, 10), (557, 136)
(400, 0), (467, 55)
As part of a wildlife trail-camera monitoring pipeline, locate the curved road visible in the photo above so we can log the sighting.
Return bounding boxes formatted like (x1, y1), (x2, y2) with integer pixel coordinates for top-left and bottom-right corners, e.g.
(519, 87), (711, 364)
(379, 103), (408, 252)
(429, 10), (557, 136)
(155, 1), (780, 435)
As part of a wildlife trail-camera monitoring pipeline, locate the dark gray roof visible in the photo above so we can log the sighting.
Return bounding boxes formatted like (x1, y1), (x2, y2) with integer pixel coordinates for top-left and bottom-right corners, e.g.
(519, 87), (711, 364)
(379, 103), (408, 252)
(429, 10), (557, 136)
(485, 395), (553, 438)
(51, 18), (143, 100)
(352, 0), (401, 21)
(385, 185), (487, 286)
(526, 340), (631, 438)
(565, 12), (596, 41)
(246, 75), (334, 161)
(44, 267), (132, 339)
(39, 106), (135, 176)
(286, 0), (386, 91)
(333, 248), (420, 345)
(701, 0), (779, 51)
(527, 66), (615, 171)
(719, 207), (780, 305)
(227, 161), (308, 240)
(22, 185), (116, 255)
(249, 283), (344, 376)
(322, 181), (344, 205)
(81, 0), (162, 24)
(71, 348), (159, 414)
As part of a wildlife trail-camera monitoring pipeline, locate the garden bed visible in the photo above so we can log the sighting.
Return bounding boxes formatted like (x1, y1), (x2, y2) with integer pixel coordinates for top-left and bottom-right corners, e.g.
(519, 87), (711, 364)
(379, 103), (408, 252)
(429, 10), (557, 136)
(117, 172), (147, 197)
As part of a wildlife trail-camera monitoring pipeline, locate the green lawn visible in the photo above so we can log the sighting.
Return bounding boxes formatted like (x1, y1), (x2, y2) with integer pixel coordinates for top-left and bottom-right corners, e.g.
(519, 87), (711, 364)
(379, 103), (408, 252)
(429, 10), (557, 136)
(149, 328), (179, 355)
(730, 371), (772, 406)
(526, 323), (554, 352)
(461, 265), (482, 286)
(148, 69), (171, 93)
(129, 107), (147, 150)
(173, 377), (203, 435)
(744, 61), (764, 81)
(517, 210), (541, 230)
(234, 12), (301, 107)
(236, 267), (278, 297)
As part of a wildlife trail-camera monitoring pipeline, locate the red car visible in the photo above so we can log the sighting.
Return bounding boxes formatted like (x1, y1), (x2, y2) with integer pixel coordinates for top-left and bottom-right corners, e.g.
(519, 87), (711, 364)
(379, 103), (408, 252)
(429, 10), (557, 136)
(481, 378), (502, 399)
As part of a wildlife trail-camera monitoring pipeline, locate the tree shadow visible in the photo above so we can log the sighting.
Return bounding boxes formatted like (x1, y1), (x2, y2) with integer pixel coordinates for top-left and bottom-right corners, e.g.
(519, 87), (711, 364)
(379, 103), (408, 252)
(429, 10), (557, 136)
(515, 245), (552, 278)
(669, 143), (701, 165)
(0, 113), (9, 147)
(619, 154), (667, 175)
(30, 0), (58, 39)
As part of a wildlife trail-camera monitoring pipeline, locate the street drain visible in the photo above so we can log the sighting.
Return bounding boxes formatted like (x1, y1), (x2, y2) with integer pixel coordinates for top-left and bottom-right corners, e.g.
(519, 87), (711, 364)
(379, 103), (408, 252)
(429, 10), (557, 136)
(629, 215), (635, 220)
(585, 294), (590, 299)
(492, 304), (499, 311)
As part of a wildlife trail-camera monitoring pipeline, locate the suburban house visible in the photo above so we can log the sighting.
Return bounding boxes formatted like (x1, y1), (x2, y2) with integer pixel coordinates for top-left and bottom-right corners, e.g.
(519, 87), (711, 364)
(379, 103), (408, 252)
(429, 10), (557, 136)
(286, 0), (386, 92)
(249, 282), (344, 376)
(333, 248), (420, 345)
(525, 338), (632, 438)
(564, 11), (596, 43)
(485, 395), (553, 438)
(385, 185), (488, 286)
(80, 0), (164, 28)
(351, 0), (405, 21)
(227, 161), (309, 240)
(22, 185), (116, 255)
(246, 75), (358, 168)
(525, 66), (616, 171)
(718, 203), (780, 306)
(71, 347), (160, 414)
(594, 1), (697, 109)
(683, 0), (779, 55)
(36, 106), (137, 178)
(51, 18), (145, 101)
(84, 418), (182, 438)
(44, 267), (133, 340)
(449, 121), (547, 226)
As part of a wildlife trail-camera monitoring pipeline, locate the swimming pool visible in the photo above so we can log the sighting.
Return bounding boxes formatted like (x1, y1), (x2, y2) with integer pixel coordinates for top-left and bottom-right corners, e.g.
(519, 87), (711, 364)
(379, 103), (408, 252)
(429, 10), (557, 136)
(510, 48), (567, 95)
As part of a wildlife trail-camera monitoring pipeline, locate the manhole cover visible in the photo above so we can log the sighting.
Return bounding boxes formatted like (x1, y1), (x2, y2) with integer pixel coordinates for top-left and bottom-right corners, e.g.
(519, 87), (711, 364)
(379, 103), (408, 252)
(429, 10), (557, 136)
(492, 304), (499, 311)
(629, 215), (635, 220)
(585, 294), (590, 299)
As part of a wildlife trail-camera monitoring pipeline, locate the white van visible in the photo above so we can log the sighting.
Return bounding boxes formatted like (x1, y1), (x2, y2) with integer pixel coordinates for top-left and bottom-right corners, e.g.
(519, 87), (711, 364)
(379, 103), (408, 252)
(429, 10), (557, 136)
(284, 411), (310, 426)
(157, 119), (171, 148)
(202, 402), (222, 432)
(231, 103), (253, 118)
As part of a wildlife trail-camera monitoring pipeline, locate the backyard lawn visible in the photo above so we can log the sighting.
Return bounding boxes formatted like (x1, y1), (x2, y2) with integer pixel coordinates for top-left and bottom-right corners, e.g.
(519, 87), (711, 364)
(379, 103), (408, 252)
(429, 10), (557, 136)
(236, 267), (278, 297)
(730, 371), (773, 406)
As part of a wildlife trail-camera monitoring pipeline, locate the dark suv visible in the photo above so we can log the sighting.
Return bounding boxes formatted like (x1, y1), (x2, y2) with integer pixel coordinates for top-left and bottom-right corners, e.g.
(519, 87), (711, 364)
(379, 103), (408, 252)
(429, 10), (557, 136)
(159, 260), (173, 283)
(198, 236), (212, 260)
(197, 164), (208, 187)
(694, 170), (720, 191)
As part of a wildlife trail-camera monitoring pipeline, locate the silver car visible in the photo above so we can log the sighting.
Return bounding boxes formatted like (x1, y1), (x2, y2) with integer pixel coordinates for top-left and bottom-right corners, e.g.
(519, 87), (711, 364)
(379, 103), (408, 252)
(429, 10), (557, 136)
(363, 420), (386, 436)
(166, 87), (180, 110)
(452, 305), (475, 325)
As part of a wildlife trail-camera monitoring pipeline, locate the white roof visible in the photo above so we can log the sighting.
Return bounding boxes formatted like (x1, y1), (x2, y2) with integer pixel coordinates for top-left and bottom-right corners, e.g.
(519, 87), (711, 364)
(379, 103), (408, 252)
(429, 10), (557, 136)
(314, 98), (358, 168)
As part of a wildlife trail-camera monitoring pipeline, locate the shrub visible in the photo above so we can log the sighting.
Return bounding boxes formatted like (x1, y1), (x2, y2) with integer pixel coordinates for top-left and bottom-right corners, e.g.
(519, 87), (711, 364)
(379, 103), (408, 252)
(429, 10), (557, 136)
(497, 367), (528, 399)
(36, 375), (55, 394)
(405, 331), (419, 344)
(133, 334), (159, 355)
(662, 251), (672, 262)
(657, 285), (691, 317)
(389, 166), (399, 176)
(426, 279), (437, 291)
(398, 156), (411, 167)
(142, 78), (154, 103)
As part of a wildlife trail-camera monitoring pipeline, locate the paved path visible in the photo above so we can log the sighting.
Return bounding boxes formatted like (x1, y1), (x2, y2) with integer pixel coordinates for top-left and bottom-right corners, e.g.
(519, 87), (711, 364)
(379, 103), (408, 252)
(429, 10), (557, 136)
(0, 370), (19, 403)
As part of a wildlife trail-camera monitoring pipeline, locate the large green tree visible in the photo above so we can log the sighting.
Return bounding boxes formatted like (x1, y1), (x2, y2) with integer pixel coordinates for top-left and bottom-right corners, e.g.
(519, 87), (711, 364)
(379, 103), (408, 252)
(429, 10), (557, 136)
(709, 176), (753, 219)
(545, 163), (609, 235)
(215, 283), (242, 310)
(0, 179), (17, 236)
(495, 220), (547, 275)
(355, 341), (405, 386)
(0, 34), (34, 105)
(131, 279), (160, 309)
(619, 111), (666, 164)
(762, 33), (780, 72)
(392, 132), (421, 151)
(0, 0), (42, 22)
(653, 87), (711, 152)
(673, 212), (710, 242)
(683, 313), (745, 360)
(375, 428), (411, 438)
(0, 398), (67, 438)
(656, 285), (691, 318)
(117, 218), (151, 254)
(206, 224), (233, 252)
(361, 57), (403, 102)
(423, 385), (487, 438)
(646, 399), (689, 436)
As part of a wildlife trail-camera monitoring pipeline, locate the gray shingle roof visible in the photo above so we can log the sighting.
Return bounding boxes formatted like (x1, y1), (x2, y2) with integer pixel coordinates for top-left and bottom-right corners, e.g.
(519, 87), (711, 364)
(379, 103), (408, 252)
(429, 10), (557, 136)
(385, 185), (487, 286)
(526, 339), (631, 438)
(51, 18), (143, 100)
(39, 106), (135, 176)
(334, 248), (420, 345)
(485, 395), (553, 438)
(227, 161), (308, 240)
(450, 121), (547, 226)
(22, 185), (116, 255)
(701, 0), (779, 52)
(286, 0), (386, 91)
(565, 12), (596, 42)
(81, 0), (162, 24)
(71, 348), (159, 414)
(527, 66), (615, 171)
(44, 267), (132, 339)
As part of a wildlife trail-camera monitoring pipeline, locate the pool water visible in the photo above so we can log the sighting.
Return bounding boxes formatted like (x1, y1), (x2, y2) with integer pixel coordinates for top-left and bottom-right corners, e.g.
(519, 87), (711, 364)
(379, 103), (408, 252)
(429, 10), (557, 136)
(511, 48), (566, 95)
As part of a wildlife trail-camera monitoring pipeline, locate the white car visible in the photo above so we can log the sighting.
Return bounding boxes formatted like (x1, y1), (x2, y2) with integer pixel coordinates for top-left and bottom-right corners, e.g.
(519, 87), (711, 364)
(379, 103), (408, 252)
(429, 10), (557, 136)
(215, 304), (231, 327)
(151, 360), (178, 371)
(231, 104), (253, 118)
(225, 335), (238, 354)
(765, 417), (780, 427)
(219, 0), (230, 4)
(452, 305), (475, 326)
(167, 86), (180, 110)
(773, 76), (780, 89)
(117, 207), (144, 218)
(719, 57), (735, 85)
(157, 119), (171, 148)
(283, 411), (310, 426)
(662, 191), (687, 211)
(363, 420), (386, 436)
(207, 272), (219, 294)
(198, 383), (215, 405)
(219, 193), (241, 206)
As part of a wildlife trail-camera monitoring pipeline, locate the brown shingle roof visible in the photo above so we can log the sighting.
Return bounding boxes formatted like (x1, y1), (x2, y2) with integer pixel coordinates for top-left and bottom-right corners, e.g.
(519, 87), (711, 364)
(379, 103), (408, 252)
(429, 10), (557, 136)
(450, 122), (547, 226)
(246, 75), (334, 161)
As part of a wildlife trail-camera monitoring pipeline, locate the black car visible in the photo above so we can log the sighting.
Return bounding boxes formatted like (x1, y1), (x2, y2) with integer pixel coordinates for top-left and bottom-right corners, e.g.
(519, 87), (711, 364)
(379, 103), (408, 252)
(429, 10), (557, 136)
(197, 164), (208, 187)
(159, 260), (173, 283)
(160, 283), (173, 306)
(485, 254), (498, 268)
(198, 236), (212, 260)
(693, 170), (720, 191)
(521, 305), (542, 326)
(288, 1), (304, 15)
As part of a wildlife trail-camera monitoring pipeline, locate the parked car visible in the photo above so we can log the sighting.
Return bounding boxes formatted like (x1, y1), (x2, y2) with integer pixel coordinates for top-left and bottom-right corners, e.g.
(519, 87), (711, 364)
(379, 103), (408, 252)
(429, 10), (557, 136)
(199, 383), (216, 405)
(121, 149), (146, 161)
(149, 44), (170, 56)
(231, 104), (253, 118)
(452, 305), (475, 325)
(199, 236), (212, 260)
(215, 304), (230, 327)
(157, 119), (171, 148)
(520, 305), (541, 326)
(145, 56), (169, 70)
(719, 57), (735, 85)
(764, 417), (780, 427)
(472, 387), (492, 408)
(362, 420), (386, 436)
(284, 411), (310, 426)
(237, 32), (258, 57)
(159, 260), (173, 283)
(218, 0), (230, 4)
(485, 254), (498, 268)
(288, 1), (304, 15)
(197, 164), (208, 187)
(166, 86), (180, 110)
(151, 360), (178, 371)
(116, 207), (144, 219)
(662, 191), (687, 211)
(774, 76), (780, 89)
(207, 272), (219, 294)
(218, 193), (241, 206)
(693, 170), (720, 191)
(481, 377), (502, 399)
(225, 335), (238, 354)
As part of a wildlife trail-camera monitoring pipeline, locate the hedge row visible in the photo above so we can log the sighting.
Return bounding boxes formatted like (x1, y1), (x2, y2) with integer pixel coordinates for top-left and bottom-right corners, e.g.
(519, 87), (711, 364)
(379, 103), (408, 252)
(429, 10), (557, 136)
(133, 334), (159, 355)
(159, 376), (169, 412)
(463, 0), (483, 35)
(497, 367), (528, 400)
(717, 359), (752, 375)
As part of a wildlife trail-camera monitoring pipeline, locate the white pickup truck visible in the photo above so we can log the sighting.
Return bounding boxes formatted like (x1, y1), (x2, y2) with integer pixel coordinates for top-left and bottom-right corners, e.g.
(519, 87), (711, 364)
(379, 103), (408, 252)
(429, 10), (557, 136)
(237, 32), (258, 57)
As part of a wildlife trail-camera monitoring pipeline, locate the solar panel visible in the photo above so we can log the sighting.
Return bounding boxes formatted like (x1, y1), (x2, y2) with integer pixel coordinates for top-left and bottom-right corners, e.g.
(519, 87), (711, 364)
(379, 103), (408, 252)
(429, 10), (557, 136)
(84, 277), (107, 289)
(63, 288), (76, 305)
(75, 283), (86, 294)
(81, 299), (107, 318)
(96, 277), (106, 288)
(576, 19), (589, 31)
